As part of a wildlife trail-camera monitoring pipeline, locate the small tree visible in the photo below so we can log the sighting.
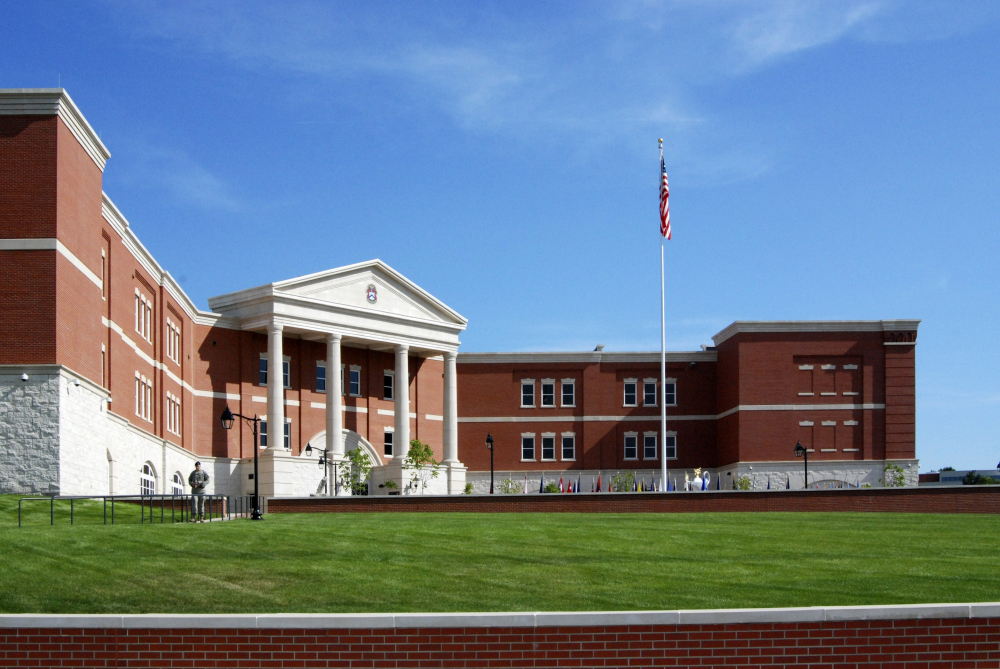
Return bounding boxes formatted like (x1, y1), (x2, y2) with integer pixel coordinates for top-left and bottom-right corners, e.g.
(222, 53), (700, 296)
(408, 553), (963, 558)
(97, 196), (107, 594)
(610, 471), (635, 493)
(343, 447), (373, 495)
(883, 462), (906, 487)
(542, 481), (560, 493)
(963, 471), (997, 485)
(496, 478), (521, 494)
(403, 439), (440, 494)
(735, 475), (752, 491)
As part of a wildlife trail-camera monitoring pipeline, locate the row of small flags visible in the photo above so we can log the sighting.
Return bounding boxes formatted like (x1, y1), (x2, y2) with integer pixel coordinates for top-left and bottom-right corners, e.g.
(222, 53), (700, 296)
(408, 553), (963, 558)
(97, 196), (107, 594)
(516, 473), (865, 492)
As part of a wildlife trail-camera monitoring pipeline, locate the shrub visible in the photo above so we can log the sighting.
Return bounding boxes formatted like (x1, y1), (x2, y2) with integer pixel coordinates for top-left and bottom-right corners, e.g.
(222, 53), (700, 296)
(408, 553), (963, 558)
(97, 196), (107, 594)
(735, 475), (752, 491)
(883, 462), (906, 487)
(496, 478), (522, 495)
(343, 447), (373, 493)
(610, 471), (635, 493)
(542, 482), (560, 494)
(464, 483), (473, 495)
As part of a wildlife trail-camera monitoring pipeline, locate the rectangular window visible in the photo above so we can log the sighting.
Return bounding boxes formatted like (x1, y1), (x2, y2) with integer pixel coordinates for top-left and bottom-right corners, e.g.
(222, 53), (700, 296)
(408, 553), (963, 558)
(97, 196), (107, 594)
(259, 357), (267, 385)
(384, 430), (394, 457)
(316, 363), (326, 393)
(349, 367), (361, 396)
(341, 365), (345, 395)
(384, 371), (394, 400)
(561, 380), (575, 407)
(283, 421), (291, 450)
(643, 380), (657, 406)
(665, 434), (677, 459)
(541, 380), (555, 407)
(624, 433), (638, 460)
(643, 434), (657, 460)
(521, 380), (535, 407)
(165, 319), (181, 365)
(541, 435), (556, 461)
(624, 380), (637, 407)
(134, 373), (140, 417)
(283, 360), (290, 389)
(260, 421), (267, 447)
(663, 380), (676, 406)
(521, 435), (535, 461)
(561, 434), (575, 460)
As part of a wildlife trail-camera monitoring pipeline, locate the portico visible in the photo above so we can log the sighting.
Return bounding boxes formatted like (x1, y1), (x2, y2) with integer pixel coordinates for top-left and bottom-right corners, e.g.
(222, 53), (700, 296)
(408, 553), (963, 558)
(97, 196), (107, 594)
(207, 260), (468, 497)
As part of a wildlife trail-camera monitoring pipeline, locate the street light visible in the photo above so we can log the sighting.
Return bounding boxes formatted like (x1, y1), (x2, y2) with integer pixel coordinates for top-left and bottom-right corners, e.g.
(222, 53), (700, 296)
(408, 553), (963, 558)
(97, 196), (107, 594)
(794, 441), (809, 490)
(220, 406), (263, 520)
(485, 433), (494, 494)
(305, 444), (340, 496)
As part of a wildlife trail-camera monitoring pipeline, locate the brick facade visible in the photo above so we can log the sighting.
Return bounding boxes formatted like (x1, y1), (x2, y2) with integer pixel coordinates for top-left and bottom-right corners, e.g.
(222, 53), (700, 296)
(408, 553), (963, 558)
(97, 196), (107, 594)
(1, 606), (997, 668)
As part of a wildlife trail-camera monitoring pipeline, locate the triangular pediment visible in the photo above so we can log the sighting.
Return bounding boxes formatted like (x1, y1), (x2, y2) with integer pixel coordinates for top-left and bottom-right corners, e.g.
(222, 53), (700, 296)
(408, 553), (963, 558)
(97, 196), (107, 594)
(273, 260), (465, 326)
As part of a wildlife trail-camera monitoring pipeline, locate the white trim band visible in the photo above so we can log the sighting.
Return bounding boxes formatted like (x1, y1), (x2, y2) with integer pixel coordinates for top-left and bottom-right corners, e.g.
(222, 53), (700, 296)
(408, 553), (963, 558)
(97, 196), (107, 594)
(459, 404), (886, 424)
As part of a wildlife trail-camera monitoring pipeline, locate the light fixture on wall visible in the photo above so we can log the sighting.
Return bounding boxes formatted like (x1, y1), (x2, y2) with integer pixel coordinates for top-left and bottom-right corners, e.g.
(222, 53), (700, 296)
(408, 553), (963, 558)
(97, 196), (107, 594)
(20, 373), (28, 382)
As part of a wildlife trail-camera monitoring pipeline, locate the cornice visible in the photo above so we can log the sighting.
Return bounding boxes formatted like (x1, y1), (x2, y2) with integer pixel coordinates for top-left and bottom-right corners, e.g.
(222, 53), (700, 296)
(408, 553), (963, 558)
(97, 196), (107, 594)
(101, 193), (234, 329)
(0, 88), (110, 171)
(712, 320), (922, 346)
(457, 351), (718, 364)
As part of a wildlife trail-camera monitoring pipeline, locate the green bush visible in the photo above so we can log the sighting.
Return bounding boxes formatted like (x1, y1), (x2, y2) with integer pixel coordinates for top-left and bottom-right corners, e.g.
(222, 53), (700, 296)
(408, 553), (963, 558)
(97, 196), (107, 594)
(496, 478), (522, 495)
(542, 482), (560, 494)
(464, 483), (473, 495)
(883, 462), (906, 487)
(735, 475), (752, 491)
(610, 471), (635, 493)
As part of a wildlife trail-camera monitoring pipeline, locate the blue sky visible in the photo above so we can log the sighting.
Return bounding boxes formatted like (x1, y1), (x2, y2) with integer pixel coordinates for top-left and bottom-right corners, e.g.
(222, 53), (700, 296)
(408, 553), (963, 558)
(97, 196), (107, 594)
(4, 1), (999, 471)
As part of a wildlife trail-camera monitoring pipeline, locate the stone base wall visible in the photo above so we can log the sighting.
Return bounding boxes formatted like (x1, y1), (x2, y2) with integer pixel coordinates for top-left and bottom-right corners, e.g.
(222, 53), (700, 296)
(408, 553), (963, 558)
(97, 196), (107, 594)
(0, 370), (60, 494)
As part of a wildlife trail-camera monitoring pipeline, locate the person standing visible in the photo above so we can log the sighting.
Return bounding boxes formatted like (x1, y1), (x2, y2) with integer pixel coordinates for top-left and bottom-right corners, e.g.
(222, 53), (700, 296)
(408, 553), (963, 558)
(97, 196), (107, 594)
(188, 462), (210, 522)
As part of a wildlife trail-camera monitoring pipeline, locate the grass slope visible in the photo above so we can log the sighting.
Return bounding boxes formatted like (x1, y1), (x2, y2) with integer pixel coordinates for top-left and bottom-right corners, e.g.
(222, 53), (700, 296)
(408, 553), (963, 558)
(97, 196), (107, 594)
(2, 496), (998, 613)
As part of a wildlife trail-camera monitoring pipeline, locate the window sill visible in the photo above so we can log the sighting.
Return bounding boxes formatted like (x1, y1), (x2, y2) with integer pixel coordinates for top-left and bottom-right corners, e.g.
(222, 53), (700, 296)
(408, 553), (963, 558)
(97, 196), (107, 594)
(842, 392), (859, 396)
(623, 404), (638, 408)
(520, 459), (537, 462)
(820, 392), (837, 396)
(560, 458), (576, 462)
(520, 405), (535, 409)
(797, 392), (814, 396)
(560, 404), (576, 408)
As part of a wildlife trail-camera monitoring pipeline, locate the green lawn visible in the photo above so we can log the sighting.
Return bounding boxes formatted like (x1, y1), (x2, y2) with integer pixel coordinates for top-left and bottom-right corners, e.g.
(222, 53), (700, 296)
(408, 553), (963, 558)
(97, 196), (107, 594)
(1, 495), (998, 614)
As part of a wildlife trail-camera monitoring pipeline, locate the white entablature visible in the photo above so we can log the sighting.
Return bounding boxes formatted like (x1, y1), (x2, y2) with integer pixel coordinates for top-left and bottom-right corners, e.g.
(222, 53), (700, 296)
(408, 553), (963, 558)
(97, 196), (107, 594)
(207, 260), (467, 356)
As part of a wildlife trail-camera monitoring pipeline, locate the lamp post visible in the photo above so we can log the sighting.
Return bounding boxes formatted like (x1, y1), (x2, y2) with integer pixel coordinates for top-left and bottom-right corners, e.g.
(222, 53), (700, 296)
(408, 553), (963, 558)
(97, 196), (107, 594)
(305, 444), (340, 496)
(794, 441), (809, 490)
(485, 433), (494, 494)
(221, 406), (263, 520)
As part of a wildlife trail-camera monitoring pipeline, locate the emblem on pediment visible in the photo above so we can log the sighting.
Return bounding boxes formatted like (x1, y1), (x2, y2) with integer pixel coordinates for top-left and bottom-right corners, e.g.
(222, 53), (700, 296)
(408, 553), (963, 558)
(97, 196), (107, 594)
(366, 284), (378, 304)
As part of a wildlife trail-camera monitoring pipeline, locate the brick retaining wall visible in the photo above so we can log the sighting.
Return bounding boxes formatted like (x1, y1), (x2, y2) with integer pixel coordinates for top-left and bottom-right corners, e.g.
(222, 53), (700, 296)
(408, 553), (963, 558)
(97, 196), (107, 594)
(267, 484), (1000, 514)
(1, 605), (998, 668)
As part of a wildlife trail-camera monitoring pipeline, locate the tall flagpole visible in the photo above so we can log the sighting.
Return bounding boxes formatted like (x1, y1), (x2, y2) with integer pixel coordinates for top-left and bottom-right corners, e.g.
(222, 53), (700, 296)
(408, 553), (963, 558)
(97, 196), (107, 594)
(659, 139), (668, 492)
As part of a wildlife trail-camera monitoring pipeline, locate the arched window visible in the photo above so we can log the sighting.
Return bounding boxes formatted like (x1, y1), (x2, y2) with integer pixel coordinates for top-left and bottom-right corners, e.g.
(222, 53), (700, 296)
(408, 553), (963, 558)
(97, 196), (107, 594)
(171, 472), (184, 495)
(140, 463), (156, 496)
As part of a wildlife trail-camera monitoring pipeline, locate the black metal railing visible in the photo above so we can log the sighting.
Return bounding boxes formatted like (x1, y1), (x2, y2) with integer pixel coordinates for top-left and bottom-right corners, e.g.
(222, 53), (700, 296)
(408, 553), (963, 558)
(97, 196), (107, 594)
(17, 494), (257, 527)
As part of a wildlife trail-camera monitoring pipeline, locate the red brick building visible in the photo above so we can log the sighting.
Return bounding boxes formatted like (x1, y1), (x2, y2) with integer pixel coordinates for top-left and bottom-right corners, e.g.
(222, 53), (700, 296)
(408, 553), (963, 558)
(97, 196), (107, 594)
(0, 89), (918, 497)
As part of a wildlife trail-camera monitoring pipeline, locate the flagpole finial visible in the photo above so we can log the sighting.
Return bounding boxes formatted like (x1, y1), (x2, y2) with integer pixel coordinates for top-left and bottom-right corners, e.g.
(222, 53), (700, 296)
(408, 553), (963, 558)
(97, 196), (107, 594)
(658, 138), (663, 146)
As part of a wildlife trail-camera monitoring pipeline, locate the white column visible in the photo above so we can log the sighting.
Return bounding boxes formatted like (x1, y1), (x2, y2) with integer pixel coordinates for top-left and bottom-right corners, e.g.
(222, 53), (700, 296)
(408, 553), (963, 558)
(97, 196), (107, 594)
(326, 333), (343, 460)
(442, 351), (458, 464)
(394, 344), (410, 459)
(267, 323), (285, 450)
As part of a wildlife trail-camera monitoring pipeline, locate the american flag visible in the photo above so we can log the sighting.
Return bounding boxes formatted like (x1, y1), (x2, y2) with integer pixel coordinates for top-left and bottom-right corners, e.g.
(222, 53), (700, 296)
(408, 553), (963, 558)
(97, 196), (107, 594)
(660, 156), (671, 239)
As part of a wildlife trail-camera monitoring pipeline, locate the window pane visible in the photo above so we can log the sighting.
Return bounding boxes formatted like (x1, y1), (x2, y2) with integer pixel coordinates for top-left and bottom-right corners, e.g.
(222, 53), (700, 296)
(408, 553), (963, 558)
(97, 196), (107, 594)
(350, 370), (361, 395)
(521, 383), (534, 406)
(644, 436), (657, 459)
(260, 421), (267, 447)
(644, 383), (657, 405)
(283, 422), (290, 449)
(624, 436), (637, 459)
(384, 373), (394, 400)
(259, 358), (267, 385)
(316, 365), (326, 392)
(624, 383), (636, 405)
(541, 383), (554, 406)
(283, 361), (290, 388)
(522, 437), (534, 460)
(666, 435), (676, 459)
(384, 432), (394, 457)
(542, 437), (555, 460)
(562, 383), (574, 406)
(562, 436), (574, 460)
(664, 382), (676, 405)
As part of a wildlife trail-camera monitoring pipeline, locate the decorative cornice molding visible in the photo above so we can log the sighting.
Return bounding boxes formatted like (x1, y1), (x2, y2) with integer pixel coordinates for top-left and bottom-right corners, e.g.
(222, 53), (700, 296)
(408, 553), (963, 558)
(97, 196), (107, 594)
(712, 320), (921, 346)
(0, 88), (110, 171)
(457, 351), (718, 364)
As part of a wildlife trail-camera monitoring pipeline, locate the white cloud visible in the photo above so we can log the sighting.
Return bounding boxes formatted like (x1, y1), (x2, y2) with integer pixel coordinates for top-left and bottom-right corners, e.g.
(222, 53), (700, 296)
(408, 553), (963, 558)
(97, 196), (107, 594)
(115, 139), (240, 211)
